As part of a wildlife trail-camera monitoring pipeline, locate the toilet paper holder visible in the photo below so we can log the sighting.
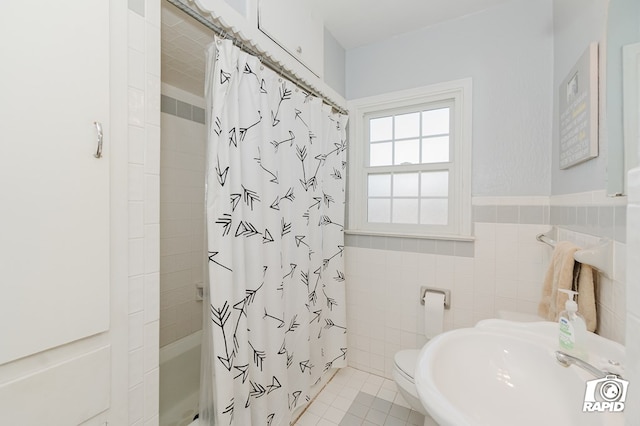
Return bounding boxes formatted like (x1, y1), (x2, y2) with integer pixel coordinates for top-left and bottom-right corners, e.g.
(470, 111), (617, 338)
(420, 286), (451, 309)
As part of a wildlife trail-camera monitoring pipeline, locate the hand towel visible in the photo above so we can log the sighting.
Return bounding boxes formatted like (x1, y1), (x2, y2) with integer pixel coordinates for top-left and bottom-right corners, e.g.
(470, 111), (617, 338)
(538, 241), (597, 332)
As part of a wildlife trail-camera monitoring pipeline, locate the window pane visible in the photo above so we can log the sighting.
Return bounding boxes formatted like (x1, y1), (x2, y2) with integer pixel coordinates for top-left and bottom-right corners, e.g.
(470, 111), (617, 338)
(370, 117), (392, 142)
(421, 136), (449, 163)
(368, 198), (391, 223)
(394, 112), (420, 139)
(420, 199), (448, 225)
(393, 199), (419, 224)
(394, 139), (420, 165)
(422, 108), (450, 136)
(368, 174), (391, 197)
(370, 142), (392, 166)
(421, 171), (449, 197)
(393, 173), (419, 197)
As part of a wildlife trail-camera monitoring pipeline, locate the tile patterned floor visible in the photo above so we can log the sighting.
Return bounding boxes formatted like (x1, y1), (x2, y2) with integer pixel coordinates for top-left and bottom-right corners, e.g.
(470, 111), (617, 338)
(294, 367), (439, 426)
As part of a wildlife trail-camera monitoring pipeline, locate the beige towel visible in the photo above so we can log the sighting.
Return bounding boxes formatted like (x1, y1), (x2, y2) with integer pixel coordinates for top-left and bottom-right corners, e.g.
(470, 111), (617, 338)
(538, 241), (597, 332)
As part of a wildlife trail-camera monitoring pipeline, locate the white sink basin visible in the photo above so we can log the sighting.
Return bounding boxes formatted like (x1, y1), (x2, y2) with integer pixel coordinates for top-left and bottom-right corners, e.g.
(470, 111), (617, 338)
(414, 319), (626, 426)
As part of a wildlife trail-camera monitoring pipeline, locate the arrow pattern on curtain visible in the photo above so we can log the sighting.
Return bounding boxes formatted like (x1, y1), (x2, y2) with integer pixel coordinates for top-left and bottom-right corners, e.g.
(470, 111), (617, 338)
(204, 38), (348, 426)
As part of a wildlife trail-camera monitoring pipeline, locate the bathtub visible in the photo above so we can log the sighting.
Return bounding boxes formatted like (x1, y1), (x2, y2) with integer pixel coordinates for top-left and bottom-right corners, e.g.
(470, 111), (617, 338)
(160, 331), (202, 426)
(159, 329), (336, 426)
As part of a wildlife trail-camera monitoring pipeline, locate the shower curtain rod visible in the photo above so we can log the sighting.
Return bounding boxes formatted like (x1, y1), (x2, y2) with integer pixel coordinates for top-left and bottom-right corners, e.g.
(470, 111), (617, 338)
(164, 0), (349, 115)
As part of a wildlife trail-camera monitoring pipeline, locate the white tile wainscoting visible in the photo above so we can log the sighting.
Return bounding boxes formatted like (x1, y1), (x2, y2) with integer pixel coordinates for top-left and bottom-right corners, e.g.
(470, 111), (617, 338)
(344, 194), (627, 379)
(344, 222), (550, 379)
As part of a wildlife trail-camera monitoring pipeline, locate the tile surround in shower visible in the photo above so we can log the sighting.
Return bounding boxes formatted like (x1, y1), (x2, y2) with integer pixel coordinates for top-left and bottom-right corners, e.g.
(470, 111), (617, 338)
(159, 96), (206, 348)
(161, 94), (206, 124)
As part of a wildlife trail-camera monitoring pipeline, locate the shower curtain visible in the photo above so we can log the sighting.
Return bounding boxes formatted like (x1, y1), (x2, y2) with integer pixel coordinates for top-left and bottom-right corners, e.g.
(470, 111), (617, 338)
(201, 37), (348, 426)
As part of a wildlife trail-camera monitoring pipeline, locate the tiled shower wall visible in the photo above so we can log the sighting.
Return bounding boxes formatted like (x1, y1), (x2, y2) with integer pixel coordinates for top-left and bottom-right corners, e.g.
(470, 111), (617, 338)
(159, 86), (206, 348)
(344, 195), (627, 379)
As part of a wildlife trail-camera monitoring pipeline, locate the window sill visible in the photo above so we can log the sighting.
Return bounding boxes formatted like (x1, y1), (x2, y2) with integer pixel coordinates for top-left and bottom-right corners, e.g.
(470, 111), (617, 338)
(344, 229), (475, 242)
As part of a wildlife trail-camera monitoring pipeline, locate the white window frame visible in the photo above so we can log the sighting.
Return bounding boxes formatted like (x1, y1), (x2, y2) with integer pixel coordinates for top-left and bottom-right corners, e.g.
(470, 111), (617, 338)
(347, 78), (472, 239)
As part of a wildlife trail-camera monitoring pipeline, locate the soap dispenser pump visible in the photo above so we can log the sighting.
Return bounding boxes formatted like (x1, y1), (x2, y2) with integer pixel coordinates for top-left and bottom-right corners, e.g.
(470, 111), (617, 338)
(558, 289), (587, 359)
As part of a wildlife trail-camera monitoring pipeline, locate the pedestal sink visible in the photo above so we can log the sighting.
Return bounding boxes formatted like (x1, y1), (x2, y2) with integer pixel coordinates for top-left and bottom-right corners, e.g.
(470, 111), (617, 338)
(414, 320), (626, 426)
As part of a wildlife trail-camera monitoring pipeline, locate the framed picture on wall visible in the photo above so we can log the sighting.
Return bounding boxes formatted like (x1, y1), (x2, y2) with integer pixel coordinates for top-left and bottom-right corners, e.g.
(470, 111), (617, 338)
(558, 42), (599, 169)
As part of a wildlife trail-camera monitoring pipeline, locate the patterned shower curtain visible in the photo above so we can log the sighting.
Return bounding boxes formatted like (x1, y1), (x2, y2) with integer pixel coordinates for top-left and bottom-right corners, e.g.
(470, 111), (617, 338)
(201, 37), (348, 426)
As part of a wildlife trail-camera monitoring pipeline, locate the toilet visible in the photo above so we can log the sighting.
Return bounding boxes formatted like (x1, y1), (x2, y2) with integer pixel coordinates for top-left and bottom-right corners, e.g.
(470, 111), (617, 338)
(392, 349), (427, 415)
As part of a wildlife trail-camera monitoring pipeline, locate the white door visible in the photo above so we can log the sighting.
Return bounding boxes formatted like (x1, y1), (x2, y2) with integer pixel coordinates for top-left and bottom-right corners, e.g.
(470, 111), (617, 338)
(0, 1), (111, 424)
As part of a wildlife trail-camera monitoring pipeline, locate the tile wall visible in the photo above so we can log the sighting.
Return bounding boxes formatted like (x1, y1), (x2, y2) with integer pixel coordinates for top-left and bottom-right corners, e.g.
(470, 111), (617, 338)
(127, 1), (162, 425)
(159, 88), (207, 347)
(550, 191), (627, 344)
(344, 195), (627, 379)
(626, 168), (640, 421)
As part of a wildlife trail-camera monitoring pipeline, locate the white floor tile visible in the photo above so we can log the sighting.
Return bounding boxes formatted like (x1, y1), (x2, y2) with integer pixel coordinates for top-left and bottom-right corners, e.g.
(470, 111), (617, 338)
(360, 381), (381, 395)
(351, 369), (370, 381)
(296, 411), (321, 426)
(331, 395), (354, 411)
(316, 389), (338, 405)
(377, 388), (397, 402)
(381, 379), (397, 391)
(323, 406), (346, 424)
(316, 419), (339, 426)
(393, 393), (411, 408)
(365, 374), (385, 386)
(295, 367), (420, 426)
(307, 400), (330, 417)
(338, 386), (359, 400)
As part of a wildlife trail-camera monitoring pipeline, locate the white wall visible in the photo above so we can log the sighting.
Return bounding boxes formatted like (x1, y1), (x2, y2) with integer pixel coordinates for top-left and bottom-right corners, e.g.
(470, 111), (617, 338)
(159, 85), (206, 348)
(324, 29), (346, 97)
(345, 0), (554, 197)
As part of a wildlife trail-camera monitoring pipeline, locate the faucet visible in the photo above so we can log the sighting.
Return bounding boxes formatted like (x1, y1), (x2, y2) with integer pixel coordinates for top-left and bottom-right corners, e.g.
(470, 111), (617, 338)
(555, 351), (622, 379)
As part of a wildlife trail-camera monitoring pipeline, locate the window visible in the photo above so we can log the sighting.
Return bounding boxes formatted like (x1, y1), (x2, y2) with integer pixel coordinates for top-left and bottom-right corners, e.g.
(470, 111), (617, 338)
(348, 79), (472, 238)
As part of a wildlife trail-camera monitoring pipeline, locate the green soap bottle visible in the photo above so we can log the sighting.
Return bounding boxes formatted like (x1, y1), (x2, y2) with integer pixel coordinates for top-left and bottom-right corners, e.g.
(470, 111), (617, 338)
(558, 289), (588, 360)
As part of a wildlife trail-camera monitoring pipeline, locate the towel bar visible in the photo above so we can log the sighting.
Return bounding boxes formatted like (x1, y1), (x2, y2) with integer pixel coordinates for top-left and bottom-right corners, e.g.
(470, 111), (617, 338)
(536, 228), (613, 278)
(535, 233), (556, 248)
(573, 239), (612, 279)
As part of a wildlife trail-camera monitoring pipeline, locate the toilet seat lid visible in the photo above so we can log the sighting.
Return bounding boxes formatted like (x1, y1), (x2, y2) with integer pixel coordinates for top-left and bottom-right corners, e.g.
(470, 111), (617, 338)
(394, 349), (420, 381)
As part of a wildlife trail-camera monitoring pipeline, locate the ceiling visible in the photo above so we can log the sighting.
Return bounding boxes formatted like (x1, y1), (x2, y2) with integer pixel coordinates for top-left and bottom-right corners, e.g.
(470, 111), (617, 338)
(161, 0), (513, 95)
(313, 0), (513, 50)
(161, 3), (214, 96)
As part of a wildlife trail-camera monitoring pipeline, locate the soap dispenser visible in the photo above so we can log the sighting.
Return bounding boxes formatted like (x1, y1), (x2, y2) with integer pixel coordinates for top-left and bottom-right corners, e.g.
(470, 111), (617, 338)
(558, 289), (587, 359)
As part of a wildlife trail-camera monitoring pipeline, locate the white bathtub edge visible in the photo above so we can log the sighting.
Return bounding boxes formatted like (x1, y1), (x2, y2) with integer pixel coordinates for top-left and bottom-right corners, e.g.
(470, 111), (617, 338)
(159, 330), (203, 367)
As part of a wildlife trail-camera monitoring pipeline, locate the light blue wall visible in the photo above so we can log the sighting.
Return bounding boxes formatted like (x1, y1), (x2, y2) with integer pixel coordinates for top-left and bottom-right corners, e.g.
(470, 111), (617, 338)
(551, 0), (608, 195)
(605, 0), (640, 194)
(323, 28), (346, 97)
(345, 0), (554, 197)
